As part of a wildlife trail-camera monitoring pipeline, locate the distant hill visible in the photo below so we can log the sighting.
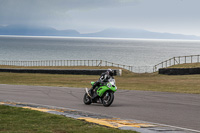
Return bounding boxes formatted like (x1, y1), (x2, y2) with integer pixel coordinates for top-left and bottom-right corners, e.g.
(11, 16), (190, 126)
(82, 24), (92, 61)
(82, 28), (200, 40)
(0, 24), (80, 36)
(0, 25), (200, 40)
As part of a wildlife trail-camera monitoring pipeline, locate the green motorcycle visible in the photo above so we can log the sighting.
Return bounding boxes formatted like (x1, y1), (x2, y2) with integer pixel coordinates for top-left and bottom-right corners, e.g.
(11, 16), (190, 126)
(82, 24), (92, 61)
(83, 79), (117, 107)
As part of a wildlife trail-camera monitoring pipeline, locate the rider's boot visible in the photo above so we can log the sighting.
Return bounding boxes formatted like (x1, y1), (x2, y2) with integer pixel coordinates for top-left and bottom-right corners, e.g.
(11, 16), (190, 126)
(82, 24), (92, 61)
(86, 87), (95, 98)
(88, 89), (93, 98)
(85, 88), (92, 98)
(87, 82), (99, 99)
(88, 88), (98, 99)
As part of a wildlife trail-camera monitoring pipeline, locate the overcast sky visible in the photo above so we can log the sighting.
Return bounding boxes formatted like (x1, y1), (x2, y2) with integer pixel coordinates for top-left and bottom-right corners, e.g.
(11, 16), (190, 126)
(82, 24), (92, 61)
(0, 0), (200, 36)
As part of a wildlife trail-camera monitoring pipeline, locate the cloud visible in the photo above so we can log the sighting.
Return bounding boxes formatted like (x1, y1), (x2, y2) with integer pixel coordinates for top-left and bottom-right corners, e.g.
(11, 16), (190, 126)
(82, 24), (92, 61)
(0, 0), (139, 28)
(0, 0), (200, 36)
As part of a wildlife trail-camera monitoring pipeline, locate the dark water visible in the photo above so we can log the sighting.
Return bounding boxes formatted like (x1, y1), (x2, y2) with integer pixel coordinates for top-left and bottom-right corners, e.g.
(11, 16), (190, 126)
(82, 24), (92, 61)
(0, 36), (200, 67)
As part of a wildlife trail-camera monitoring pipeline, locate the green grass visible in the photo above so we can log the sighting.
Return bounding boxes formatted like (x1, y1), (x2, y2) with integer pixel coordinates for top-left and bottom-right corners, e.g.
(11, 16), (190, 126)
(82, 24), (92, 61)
(0, 64), (199, 132)
(117, 73), (200, 94)
(0, 65), (200, 94)
(169, 63), (200, 68)
(0, 105), (137, 133)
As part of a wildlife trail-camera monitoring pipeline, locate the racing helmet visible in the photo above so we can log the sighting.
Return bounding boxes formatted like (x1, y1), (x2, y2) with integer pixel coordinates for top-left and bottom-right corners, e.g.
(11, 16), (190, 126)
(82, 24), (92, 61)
(107, 69), (114, 76)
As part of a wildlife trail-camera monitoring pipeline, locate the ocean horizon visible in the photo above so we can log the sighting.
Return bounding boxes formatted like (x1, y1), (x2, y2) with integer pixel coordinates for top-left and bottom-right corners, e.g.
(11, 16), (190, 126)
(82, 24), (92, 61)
(2, 35), (200, 41)
(1, 35), (200, 71)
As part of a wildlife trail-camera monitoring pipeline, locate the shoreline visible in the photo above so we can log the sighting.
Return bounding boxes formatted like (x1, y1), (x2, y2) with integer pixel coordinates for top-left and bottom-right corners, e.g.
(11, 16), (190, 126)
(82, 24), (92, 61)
(1, 35), (200, 41)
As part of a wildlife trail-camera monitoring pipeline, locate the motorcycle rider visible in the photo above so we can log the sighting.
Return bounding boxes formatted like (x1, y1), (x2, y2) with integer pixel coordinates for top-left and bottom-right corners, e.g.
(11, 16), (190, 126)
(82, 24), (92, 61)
(87, 69), (114, 99)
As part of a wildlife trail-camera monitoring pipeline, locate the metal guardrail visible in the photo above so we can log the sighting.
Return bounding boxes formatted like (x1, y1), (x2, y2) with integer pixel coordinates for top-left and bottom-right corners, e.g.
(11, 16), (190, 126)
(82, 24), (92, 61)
(0, 60), (154, 73)
(1, 55), (199, 73)
(154, 55), (200, 71)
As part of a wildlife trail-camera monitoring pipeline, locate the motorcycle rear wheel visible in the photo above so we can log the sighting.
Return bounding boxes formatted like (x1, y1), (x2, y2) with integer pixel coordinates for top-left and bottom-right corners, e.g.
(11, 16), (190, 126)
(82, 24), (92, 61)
(102, 92), (114, 107)
(83, 93), (92, 105)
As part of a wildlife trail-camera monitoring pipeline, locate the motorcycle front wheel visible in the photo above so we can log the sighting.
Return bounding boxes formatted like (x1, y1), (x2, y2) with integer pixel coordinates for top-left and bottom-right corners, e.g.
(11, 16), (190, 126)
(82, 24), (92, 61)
(83, 93), (92, 105)
(102, 92), (114, 107)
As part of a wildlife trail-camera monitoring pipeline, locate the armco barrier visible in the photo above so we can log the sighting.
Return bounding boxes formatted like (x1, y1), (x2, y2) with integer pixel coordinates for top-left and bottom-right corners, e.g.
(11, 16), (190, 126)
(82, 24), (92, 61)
(0, 68), (122, 76)
(159, 68), (200, 75)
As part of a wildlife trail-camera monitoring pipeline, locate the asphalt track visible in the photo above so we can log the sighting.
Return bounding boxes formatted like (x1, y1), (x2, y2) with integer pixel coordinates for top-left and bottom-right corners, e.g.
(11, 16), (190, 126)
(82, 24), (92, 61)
(0, 84), (199, 132)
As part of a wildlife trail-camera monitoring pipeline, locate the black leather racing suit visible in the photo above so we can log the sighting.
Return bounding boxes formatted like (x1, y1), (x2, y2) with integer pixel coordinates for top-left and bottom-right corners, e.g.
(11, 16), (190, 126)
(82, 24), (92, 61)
(89, 72), (114, 98)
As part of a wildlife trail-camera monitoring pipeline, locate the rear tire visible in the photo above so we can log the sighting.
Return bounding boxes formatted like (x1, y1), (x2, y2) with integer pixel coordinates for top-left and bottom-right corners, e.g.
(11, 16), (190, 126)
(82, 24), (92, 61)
(83, 93), (92, 105)
(102, 92), (114, 107)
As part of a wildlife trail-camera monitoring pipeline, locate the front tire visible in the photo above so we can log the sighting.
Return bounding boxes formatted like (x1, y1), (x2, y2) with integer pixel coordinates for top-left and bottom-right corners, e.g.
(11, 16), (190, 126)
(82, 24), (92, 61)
(102, 92), (114, 107)
(83, 93), (92, 105)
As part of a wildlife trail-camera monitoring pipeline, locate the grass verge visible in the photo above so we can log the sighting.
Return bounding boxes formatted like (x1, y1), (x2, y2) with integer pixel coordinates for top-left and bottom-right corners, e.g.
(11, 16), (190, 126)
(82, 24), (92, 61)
(169, 63), (200, 68)
(0, 105), (137, 133)
(0, 65), (200, 94)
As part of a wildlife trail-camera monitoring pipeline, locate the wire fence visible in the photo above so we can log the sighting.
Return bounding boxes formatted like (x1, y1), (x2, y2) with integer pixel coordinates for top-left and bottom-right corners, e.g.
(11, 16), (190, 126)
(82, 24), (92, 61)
(0, 60), (154, 73)
(1, 55), (199, 73)
(154, 55), (200, 71)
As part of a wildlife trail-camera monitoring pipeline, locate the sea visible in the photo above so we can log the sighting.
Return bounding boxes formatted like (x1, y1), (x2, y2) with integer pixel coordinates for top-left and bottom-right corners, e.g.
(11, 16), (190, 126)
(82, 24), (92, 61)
(0, 35), (200, 71)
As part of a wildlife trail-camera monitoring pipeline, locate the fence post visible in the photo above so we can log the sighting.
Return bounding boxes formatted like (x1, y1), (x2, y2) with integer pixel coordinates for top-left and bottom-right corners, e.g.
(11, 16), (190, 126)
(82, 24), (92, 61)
(98, 60), (102, 66)
(191, 56), (192, 63)
(173, 57), (175, 65)
(185, 56), (186, 64)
